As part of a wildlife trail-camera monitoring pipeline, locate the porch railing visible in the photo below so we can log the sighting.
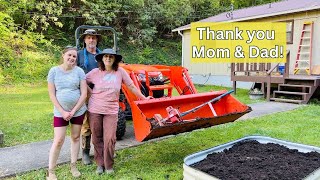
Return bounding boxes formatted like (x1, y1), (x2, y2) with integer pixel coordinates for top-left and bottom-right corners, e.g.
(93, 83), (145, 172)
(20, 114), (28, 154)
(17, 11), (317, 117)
(231, 51), (290, 100)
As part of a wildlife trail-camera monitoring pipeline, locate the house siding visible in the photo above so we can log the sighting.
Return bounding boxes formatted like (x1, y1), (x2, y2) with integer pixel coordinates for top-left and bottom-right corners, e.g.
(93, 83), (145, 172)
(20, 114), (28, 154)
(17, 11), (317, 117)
(182, 30), (230, 76)
(181, 9), (320, 76)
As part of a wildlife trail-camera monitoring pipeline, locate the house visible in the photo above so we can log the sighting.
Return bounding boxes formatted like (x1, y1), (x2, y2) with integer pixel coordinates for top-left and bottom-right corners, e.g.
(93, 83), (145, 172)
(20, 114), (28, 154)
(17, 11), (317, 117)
(173, 0), (320, 103)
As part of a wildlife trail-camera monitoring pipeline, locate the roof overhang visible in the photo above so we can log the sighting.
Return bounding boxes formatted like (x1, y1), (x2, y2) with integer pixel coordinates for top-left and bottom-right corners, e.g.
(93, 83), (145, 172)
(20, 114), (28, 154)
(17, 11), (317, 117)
(172, 5), (320, 32)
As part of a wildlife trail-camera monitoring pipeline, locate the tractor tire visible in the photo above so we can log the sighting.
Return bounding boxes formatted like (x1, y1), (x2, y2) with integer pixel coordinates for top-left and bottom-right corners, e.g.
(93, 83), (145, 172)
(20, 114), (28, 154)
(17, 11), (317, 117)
(116, 108), (126, 140)
(123, 100), (132, 119)
(119, 90), (132, 119)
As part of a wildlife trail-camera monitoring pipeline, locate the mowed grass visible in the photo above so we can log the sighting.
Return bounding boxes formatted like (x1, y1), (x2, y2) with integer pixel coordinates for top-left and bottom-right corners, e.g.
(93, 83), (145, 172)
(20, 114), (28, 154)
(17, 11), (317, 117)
(2, 82), (320, 179)
(8, 104), (320, 179)
(0, 82), (54, 147)
(194, 84), (263, 105)
(0, 82), (258, 147)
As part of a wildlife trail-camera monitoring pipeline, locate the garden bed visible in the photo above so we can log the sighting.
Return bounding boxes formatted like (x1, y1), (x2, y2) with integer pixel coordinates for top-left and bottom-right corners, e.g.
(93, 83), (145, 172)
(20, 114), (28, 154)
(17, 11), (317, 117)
(184, 136), (320, 180)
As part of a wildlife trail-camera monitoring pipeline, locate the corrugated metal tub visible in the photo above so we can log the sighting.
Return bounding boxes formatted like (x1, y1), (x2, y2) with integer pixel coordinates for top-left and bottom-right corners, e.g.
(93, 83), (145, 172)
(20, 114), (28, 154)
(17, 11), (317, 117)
(183, 136), (320, 180)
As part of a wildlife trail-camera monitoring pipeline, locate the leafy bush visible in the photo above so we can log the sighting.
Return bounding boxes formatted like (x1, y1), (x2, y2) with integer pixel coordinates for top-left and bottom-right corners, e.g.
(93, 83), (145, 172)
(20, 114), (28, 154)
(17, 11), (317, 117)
(0, 10), (182, 84)
(3, 51), (58, 83)
(120, 39), (182, 65)
(0, 12), (60, 84)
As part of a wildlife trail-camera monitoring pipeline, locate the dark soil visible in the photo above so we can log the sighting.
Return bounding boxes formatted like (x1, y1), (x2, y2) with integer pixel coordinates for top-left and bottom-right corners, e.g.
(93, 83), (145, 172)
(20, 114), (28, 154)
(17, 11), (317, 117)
(192, 140), (320, 180)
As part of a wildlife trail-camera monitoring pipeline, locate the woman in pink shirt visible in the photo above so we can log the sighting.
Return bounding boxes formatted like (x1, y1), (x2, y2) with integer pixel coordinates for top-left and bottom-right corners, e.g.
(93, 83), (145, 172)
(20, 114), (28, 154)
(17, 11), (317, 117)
(86, 48), (151, 175)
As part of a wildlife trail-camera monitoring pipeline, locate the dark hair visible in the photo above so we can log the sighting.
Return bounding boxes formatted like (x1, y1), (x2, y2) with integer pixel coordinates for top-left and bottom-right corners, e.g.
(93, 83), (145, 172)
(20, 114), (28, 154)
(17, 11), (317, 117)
(59, 46), (77, 64)
(97, 55), (119, 71)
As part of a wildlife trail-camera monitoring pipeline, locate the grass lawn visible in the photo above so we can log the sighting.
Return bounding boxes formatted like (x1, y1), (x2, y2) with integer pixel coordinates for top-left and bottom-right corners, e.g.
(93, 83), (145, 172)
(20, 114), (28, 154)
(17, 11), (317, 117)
(0, 82), (258, 147)
(0, 82), (53, 147)
(2, 82), (320, 179)
(8, 104), (320, 179)
(194, 84), (262, 105)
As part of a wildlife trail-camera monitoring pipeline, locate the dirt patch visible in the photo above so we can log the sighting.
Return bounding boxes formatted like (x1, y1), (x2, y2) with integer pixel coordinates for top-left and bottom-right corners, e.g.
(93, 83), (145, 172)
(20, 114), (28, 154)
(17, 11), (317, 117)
(192, 140), (320, 180)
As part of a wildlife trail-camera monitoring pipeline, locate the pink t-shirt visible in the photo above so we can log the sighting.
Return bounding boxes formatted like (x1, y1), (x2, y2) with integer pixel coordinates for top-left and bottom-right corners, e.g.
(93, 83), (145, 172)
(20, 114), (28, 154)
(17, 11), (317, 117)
(86, 67), (133, 114)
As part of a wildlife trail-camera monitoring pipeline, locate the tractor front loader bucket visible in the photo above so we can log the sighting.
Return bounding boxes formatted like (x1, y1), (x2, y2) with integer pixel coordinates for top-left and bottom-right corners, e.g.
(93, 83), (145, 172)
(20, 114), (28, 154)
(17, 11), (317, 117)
(131, 90), (251, 142)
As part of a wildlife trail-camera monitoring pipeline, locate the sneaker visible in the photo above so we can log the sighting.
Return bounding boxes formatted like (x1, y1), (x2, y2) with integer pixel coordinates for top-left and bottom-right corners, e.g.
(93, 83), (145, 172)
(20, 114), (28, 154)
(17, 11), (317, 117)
(105, 168), (114, 174)
(46, 169), (57, 180)
(70, 162), (81, 178)
(96, 166), (104, 175)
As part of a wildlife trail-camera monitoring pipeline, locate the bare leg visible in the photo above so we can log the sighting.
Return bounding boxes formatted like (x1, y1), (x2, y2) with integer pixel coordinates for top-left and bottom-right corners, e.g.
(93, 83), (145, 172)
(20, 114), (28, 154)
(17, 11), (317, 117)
(49, 126), (67, 169)
(70, 124), (82, 163)
(48, 126), (67, 179)
(70, 124), (82, 177)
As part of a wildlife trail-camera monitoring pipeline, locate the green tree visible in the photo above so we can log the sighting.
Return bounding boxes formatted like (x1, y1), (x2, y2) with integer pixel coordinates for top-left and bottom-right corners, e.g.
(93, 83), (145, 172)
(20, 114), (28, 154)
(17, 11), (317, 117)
(4, 0), (64, 32)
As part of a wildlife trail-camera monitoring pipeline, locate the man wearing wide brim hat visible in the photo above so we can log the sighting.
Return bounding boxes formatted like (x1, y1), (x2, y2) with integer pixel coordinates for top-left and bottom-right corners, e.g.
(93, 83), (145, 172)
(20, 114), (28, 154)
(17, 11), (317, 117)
(76, 29), (102, 165)
(79, 29), (102, 46)
(77, 29), (102, 73)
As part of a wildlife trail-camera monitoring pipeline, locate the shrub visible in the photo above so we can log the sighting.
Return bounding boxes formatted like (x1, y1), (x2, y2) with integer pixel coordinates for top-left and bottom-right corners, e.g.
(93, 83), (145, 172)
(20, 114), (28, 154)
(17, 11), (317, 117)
(0, 12), (60, 84)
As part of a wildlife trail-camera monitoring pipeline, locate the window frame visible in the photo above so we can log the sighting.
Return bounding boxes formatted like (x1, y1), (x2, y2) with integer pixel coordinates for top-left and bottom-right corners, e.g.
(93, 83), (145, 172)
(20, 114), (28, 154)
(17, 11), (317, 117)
(285, 20), (294, 44)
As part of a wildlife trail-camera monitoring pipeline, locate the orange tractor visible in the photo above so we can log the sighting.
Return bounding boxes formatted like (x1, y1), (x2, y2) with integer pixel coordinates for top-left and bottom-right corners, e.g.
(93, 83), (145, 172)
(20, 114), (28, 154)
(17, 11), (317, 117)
(76, 26), (251, 142)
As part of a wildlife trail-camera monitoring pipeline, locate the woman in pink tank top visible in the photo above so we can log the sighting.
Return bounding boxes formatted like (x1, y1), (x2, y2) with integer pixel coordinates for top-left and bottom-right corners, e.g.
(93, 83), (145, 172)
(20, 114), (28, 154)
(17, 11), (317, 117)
(86, 48), (152, 175)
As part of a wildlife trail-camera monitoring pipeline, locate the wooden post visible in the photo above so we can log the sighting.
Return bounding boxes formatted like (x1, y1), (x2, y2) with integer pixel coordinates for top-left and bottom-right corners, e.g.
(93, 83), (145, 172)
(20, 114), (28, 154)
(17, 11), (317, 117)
(261, 82), (265, 97)
(266, 76), (271, 101)
(233, 80), (237, 95)
(231, 63), (235, 72)
(231, 63), (237, 95)
(285, 51), (290, 78)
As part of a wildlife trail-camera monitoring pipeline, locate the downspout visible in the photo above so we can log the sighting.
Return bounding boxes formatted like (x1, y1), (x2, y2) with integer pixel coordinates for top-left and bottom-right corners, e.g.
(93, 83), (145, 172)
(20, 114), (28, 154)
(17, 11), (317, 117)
(178, 30), (184, 67)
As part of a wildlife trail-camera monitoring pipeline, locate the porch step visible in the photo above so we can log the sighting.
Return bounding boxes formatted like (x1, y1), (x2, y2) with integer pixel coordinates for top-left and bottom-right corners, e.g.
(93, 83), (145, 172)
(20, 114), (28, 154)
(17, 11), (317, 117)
(273, 91), (307, 101)
(271, 77), (318, 104)
(270, 98), (304, 104)
(278, 84), (312, 93)
(284, 79), (317, 86)
(273, 91), (308, 96)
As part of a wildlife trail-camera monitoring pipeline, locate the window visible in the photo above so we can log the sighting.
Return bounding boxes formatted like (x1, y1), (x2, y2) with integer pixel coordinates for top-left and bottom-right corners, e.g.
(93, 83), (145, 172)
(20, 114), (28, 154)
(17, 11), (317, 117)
(286, 20), (294, 44)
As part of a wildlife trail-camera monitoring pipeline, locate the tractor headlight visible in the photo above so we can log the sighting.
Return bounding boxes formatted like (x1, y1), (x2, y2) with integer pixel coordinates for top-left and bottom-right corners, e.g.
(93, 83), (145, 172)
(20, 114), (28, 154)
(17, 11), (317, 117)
(138, 72), (164, 82)
(138, 73), (146, 82)
(154, 73), (164, 81)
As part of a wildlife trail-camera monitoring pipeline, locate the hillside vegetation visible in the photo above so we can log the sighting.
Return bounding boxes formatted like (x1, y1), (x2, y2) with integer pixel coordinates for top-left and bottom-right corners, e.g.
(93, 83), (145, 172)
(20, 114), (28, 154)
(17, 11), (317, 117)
(0, 0), (278, 84)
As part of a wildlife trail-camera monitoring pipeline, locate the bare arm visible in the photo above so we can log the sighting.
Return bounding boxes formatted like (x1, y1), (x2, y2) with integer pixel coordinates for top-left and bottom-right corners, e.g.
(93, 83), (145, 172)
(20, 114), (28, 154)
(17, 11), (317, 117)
(48, 82), (71, 120)
(86, 71), (93, 99)
(127, 83), (152, 100)
(87, 85), (92, 96)
(70, 80), (87, 116)
(120, 67), (152, 100)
